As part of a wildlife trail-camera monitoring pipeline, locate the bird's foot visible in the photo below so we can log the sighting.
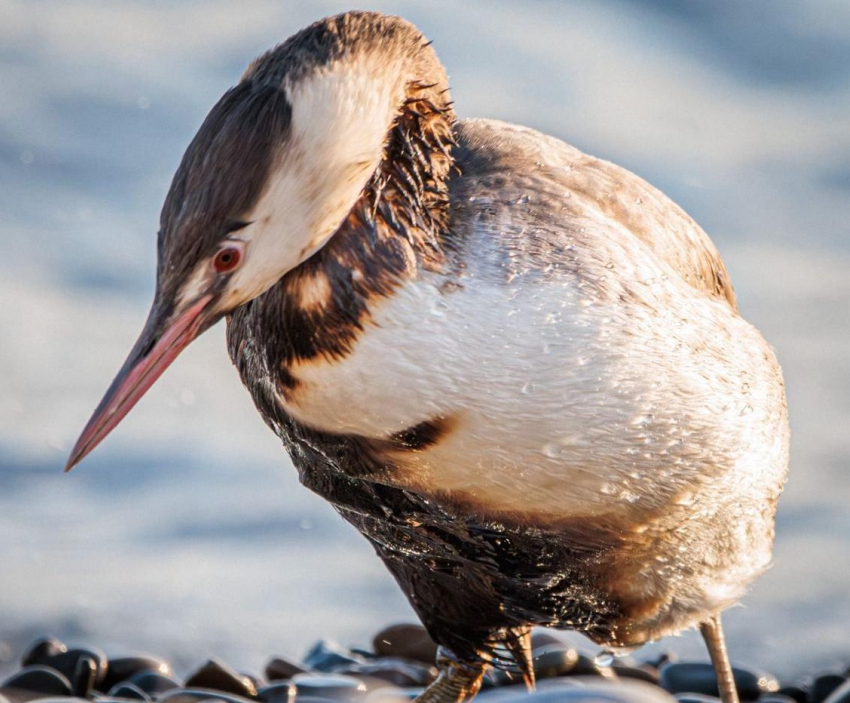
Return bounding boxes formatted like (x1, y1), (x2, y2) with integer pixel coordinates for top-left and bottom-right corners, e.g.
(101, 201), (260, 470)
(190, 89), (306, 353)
(504, 627), (535, 691)
(413, 646), (489, 703)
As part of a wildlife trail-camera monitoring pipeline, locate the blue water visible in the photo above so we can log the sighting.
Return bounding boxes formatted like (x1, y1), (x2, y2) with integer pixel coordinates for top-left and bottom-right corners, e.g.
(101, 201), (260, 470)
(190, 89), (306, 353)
(2, 0), (850, 679)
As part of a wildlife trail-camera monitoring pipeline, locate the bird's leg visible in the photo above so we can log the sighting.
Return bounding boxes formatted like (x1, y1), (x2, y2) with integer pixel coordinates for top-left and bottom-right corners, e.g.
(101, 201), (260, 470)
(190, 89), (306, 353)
(414, 646), (489, 703)
(504, 627), (535, 691)
(700, 615), (740, 703)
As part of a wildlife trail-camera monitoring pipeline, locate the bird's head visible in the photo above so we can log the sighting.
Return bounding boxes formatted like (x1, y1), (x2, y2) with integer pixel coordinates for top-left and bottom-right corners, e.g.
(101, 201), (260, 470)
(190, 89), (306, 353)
(64, 11), (451, 471)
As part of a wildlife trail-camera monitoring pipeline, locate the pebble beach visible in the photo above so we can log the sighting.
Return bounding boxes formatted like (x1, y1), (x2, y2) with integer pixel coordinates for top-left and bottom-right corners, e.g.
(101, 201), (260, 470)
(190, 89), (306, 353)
(3, 624), (850, 703)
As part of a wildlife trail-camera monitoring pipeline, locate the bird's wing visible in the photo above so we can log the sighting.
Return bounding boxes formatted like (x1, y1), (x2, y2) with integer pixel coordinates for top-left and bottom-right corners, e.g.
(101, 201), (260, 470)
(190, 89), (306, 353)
(450, 118), (737, 310)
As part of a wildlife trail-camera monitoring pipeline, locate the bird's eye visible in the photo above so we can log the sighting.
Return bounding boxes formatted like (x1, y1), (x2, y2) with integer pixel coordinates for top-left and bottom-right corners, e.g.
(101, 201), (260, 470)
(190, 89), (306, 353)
(212, 245), (243, 273)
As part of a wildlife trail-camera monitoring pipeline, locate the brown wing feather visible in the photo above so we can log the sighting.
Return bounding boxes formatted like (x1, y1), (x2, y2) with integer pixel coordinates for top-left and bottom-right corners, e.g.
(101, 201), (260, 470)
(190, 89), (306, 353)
(451, 119), (738, 311)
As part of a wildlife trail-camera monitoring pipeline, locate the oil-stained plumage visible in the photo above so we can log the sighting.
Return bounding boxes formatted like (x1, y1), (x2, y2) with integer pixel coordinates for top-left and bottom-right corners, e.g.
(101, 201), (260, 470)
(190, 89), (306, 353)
(65, 12), (789, 703)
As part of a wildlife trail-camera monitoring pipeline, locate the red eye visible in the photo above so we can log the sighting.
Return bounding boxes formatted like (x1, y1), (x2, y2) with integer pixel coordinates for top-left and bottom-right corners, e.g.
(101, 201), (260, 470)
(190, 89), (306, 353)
(213, 246), (242, 273)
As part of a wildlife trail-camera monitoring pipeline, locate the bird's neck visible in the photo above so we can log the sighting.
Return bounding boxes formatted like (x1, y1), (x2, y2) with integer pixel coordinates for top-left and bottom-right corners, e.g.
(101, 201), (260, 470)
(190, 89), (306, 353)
(354, 79), (457, 267)
(226, 82), (459, 401)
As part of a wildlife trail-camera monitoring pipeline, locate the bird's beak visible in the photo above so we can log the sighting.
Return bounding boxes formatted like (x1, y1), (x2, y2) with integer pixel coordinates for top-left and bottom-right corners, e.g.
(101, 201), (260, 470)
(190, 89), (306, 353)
(64, 293), (215, 472)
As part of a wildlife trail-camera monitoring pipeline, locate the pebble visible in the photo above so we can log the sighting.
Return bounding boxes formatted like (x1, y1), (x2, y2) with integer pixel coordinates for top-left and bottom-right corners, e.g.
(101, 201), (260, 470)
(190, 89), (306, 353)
(1, 666), (73, 701)
(824, 680), (850, 703)
(106, 682), (152, 701)
(532, 645), (580, 680)
(125, 672), (183, 697)
(156, 688), (256, 703)
(21, 647), (108, 690)
(20, 639), (67, 668)
(777, 686), (808, 703)
(265, 657), (310, 681)
(303, 643), (365, 674)
(257, 681), (297, 703)
(100, 657), (173, 692)
(291, 673), (368, 700)
(482, 677), (677, 703)
(659, 662), (778, 700)
(372, 626), (437, 665)
(1, 626), (839, 703)
(811, 675), (848, 703)
(337, 659), (436, 687)
(184, 660), (257, 698)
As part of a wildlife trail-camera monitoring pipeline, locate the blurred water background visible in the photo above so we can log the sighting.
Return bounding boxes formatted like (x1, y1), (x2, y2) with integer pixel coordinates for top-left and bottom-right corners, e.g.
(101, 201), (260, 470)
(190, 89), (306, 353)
(1, 0), (849, 679)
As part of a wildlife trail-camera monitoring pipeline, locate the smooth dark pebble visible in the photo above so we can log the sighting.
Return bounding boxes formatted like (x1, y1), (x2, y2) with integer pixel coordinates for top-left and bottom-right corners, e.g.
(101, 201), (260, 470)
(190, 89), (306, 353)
(776, 687), (808, 703)
(1, 665), (73, 700)
(810, 675), (847, 703)
(185, 660), (257, 698)
(265, 657), (310, 682)
(73, 656), (98, 698)
(614, 665), (660, 685)
(824, 680), (850, 703)
(257, 681), (296, 703)
(338, 659), (436, 687)
(570, 653), (616, 679)
(758, 696), (798, 703)
(304, 642), (365, 674)
(107, 682), (152, 701)
(530, 632), (569, 650)
(644, 655), (678, 672)
(157, 688), (256, 703)
(350, 650), (378, 661)
(20, 639), (67, 669)
(659, 662), (778, 700)
(127, 671), (183, 696)
(100, 656), (172, 692)
(292, 673), (368, 700)
(675, 695), (721, 703)
(373, 626), (437, 666)
(25, 647), (108, 688)
(485, 677), (676, 703)
(363, 689), (423, 703)
(532, 644), (580, 679)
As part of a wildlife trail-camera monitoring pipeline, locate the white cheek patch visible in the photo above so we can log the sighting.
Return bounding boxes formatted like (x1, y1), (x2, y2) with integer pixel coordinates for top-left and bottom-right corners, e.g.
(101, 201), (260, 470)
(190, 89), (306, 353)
(228, 54), (406, 305)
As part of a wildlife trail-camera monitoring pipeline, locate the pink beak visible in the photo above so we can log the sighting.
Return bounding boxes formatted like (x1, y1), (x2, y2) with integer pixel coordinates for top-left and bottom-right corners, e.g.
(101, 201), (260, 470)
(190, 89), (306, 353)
(64, 294), (214, 472)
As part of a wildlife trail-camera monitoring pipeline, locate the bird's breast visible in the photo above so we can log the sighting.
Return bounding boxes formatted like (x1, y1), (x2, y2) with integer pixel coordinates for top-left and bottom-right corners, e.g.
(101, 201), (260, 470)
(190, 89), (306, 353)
(256, 255), (786, 528)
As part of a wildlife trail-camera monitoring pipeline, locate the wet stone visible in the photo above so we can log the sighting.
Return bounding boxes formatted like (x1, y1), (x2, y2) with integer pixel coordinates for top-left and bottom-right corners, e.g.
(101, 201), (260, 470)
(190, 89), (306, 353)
(292, 673), (369, 700)
(571, 653), (616, 679)
(1, 666), (73, 701)
(776, 687), (808, 703)
(659, 662), (778, 700)
(107, 682), (152, 701)
(73, 655), (98, 698)
(373, 626), (438, 666)
(614, 665), (660, 685)
(20, 638), (67, 669)
(100, 656), (173, 692)
(157, 688), (256, 703)
(23, 646), (108, 688)
(675, 695), (721, 703)
(185, 659), (257, 698)
(257, 681), (296, 703)
(265, 657), (310, 682)
(338, 659), (436, 687)
(532, 644), (580, 680)
(484, 677), (676, 703)
(127, 671), (183, 696)
(810, 675), (847, 703)
(758, 696), (799, 703)
(303, 642), (365, 674)
(363, 689), (423, 703)
(824, 680), (850, 703)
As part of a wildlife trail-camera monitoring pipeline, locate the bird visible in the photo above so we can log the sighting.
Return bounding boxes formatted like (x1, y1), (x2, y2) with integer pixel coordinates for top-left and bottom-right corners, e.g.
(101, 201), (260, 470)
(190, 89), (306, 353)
(65, 11), (789, 703)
